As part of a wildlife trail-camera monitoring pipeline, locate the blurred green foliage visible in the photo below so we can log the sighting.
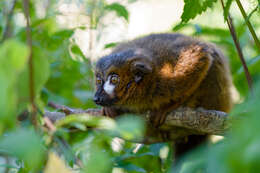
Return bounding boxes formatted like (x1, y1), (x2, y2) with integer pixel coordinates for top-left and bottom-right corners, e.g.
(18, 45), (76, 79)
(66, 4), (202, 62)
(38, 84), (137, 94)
(177, 81), (260, 173)
(0, 0), (259, 173)
(0, 39), (29, 130)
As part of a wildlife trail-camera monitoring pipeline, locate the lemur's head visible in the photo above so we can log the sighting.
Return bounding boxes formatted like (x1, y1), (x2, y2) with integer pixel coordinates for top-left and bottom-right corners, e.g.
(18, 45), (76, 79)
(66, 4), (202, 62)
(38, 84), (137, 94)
(94, 49), (154, 109)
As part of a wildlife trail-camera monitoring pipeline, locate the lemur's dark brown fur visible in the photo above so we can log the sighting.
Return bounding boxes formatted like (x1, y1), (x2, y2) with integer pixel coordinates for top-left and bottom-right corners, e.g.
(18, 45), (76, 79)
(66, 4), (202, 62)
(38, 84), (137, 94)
(94, 33), (233, 159)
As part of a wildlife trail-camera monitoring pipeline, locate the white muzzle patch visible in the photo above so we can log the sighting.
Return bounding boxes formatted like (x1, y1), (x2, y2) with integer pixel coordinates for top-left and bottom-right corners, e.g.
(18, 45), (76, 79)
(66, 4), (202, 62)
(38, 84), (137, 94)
(103, 79), (115, 95)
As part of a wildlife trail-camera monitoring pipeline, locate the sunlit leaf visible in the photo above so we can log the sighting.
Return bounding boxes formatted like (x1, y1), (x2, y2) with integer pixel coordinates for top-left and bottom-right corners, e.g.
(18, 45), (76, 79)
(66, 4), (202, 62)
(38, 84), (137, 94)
(44, 152), (73, 173)
(172, 22), (192, 31)
(104, 42), (118, 49)
(69, 44), (85, 61)
(181, 0), (217, 23)
(0, 39), (29, 74)
(0, 39), (29, 129)
(105, 3), (129, 22)
(55, 114), (116, 130)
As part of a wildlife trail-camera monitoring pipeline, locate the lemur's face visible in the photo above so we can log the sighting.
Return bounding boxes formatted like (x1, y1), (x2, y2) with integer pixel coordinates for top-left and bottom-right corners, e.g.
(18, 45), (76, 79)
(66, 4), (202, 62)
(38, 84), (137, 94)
(94, 50), (153, 107)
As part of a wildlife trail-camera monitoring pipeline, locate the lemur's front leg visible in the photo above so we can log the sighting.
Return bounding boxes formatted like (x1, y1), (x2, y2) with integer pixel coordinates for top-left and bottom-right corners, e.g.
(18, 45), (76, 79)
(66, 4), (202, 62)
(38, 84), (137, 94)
(102, 107), (119, 118)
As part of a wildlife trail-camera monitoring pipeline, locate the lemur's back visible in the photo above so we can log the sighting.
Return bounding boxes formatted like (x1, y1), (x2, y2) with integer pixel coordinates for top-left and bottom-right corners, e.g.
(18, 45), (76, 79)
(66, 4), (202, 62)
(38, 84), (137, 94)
(112, 33), (233, 112)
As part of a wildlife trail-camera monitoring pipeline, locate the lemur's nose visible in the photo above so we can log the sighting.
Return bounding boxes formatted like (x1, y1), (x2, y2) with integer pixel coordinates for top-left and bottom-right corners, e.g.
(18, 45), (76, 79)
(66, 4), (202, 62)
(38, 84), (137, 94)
(93, 95), (101, 104)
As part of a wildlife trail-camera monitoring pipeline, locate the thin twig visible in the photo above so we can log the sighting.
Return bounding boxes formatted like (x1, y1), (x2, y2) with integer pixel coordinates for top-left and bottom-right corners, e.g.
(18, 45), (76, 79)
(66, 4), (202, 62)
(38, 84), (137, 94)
(48, 102), (87, 115)
(48, 101), (102, 116)
(44, 117), (57, 132)
(23, 0), (37, 127)
(220, 0), (253, 91)
(0, 0), (17, 43)
(245, 5), (259, 25)
(235, 0), (260, 52)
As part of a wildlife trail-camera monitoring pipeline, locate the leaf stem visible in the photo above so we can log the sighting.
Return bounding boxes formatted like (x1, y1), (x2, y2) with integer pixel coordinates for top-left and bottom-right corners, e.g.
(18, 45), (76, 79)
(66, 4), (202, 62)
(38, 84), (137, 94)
(23, 0), (37, 127)
(235, 0), (260, 52)
(220, 0), (253, 91)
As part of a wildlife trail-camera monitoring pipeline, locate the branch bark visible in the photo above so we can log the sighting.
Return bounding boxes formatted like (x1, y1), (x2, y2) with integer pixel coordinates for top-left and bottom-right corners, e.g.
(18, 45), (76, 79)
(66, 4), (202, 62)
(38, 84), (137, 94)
(44, 103), (230, 144)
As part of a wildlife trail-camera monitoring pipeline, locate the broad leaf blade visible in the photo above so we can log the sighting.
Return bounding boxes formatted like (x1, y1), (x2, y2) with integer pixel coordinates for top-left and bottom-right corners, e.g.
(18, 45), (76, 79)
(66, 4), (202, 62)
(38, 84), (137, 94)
(181, 0), (217, 23)
(105, 3), (129, 22)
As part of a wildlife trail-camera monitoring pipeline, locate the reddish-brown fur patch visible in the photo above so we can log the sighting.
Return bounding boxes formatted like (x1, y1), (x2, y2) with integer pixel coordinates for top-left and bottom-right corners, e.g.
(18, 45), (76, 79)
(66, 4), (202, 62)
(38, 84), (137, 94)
(160, 63), (175, 78)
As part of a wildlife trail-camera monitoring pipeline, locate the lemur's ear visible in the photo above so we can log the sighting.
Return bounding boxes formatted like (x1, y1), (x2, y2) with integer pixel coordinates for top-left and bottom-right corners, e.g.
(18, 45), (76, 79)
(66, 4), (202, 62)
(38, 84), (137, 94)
(131, 60), (152, 83)
(132, 61), (152, 74)
(125, 48), (153, 83)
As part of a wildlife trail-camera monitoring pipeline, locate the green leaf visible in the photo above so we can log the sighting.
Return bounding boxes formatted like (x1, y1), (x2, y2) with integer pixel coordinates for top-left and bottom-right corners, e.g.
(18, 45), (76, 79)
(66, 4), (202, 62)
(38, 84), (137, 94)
(181, 0), (217, 23)
(116, 144), (163, 173)
(0, 128), (46, 171)
(224, 0), (233, 20)
(206, 82), (260, 173)
(16, 46), (50, 112)
(104, 42), (118, 49)
(237, 54), (260, 74)
(82, 146), (112, 173)
(193, 25), (230, 37)
(0, 163), (18, 169)
(233, 72), (249, 97)
(0, 74), (16, 130)
(0, 39), (29, 74)
(115, 115), (145, 140)
(55, 114), (116, 130)
(0, 39), (29, 130)
(105, 3), (129, 22)
(118, 164), (146, 173)
(48, 30), (74, 51)
(172, 22), (191, 31)
(234, 55), (260, 96)
(69, 44), (85, 61)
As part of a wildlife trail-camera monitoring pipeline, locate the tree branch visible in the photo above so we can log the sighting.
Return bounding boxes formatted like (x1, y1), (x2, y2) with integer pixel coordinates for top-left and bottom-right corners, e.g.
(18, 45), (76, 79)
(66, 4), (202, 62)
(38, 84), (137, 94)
(44, 103), (230, 144)
(160, 107), (229, 135)
(220, 0), (253, 92)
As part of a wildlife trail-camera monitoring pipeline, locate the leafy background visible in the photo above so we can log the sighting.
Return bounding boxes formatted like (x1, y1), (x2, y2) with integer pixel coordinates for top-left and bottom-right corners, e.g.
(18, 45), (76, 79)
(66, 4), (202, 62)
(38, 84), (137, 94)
(0, 0), (260, 172)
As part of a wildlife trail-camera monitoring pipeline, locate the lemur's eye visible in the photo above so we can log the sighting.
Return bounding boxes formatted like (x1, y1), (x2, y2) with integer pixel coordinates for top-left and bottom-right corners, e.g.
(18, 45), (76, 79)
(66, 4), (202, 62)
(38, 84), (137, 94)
(96, 77), (102, 85)
(110, 75), (119, 84)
